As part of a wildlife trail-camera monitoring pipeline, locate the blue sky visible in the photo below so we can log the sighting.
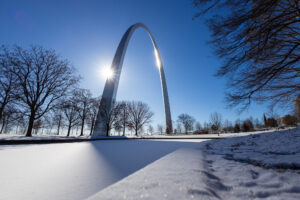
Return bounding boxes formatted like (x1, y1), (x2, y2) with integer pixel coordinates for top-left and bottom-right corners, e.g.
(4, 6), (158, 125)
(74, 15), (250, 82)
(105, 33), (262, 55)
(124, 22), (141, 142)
(0, 0), (279, 128)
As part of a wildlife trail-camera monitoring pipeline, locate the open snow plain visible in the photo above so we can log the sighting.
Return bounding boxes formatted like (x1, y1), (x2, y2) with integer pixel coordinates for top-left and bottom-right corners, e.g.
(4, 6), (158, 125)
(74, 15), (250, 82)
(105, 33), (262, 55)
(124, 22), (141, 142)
(0, 139), (204, 200)
(1, 128), (299, 200)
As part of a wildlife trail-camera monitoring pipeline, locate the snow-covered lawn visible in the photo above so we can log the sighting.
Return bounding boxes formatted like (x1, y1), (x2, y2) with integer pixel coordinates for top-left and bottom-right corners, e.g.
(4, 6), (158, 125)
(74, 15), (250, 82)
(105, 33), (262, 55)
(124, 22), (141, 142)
(89, 128), (300, 199)
(0, 139), (202, 200)
(1, 128), (299, 200)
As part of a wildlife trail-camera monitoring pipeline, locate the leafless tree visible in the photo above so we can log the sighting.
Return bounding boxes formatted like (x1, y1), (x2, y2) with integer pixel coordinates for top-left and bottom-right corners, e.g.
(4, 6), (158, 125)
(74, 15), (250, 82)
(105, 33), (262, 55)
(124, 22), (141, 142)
(157, 124), (163, 135)
(209, 112), (222, 134)
(127, 101), (154, 136)
(74, 89), (92, 136)
(148, 125), (154, 135)
(176, 123), (182, 134)
(223, 120), (233, 133)
(177, 113), (195, 134)
(87, 96), (100, 135)
(51, 101), (65, 135)
(193, 0), (300, 110)
(7, 46), (78, 136)
(0, 46), (19, 123)
(114, 101), (129, 136)
(97, 99), (121, 136)
(62, 96), (80, 137)
(195, 122), (202, 131)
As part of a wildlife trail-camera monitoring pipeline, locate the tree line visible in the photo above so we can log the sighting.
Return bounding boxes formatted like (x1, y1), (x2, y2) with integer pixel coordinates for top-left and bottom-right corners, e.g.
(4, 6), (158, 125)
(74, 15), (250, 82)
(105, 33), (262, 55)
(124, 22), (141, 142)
(0, 45), (156, 137)
(174, 111), (298, 135)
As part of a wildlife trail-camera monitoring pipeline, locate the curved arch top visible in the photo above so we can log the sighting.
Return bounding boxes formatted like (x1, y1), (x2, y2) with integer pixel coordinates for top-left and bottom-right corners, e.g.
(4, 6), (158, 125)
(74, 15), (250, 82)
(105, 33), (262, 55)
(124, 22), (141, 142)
(93, 23), (173, 136)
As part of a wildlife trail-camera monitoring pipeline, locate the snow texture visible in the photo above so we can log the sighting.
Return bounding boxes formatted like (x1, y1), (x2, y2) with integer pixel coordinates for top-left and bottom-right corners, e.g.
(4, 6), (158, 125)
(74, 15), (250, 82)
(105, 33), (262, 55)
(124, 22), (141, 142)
(89, 128), (300, 200)
(202, 128), (300, 169)
(0, 140), (201, 200)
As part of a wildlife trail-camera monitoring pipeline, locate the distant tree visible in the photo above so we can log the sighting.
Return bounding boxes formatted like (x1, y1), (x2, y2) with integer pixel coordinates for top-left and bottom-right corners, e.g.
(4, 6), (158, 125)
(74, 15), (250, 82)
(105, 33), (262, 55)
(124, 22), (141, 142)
(223, 120), (233, 133)
(7, 46), (78, 137)
(195, 122), (202, 131)
(209, 112), (222, 134)
(254, 118), (262, 129)
(87, 96), (100, 135)
(97, 99), (121, 136)
(241, 119), (254, 132)
(126, 101), (154, 136)
(282, 115), (297, 126)
(114, 101), (129, 136)
(193, 0), (300, 110)
(62, 95), (81, 136)
(157, 124), (163, 134)
(74, 89), (92, 136)
(176, 123), (182, 134)
(265, 118), (278, 128)
(203, 122), (209, 131)
(148, 125), (154, 135)
(234, 123), (240, 133)
(0, 105), (19, 134)
(177, 114), (195, 134)
(33, 119), (43, 135)
(51, 101), (65, 135)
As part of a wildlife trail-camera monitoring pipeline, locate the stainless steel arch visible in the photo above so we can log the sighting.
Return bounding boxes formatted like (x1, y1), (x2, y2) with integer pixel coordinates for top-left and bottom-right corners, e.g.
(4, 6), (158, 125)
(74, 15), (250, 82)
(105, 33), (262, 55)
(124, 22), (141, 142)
(93, 23), (173, 136)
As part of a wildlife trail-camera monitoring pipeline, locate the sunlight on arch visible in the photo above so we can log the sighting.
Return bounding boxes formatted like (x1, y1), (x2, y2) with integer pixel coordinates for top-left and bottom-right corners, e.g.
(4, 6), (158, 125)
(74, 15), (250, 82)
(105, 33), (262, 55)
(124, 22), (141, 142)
(154, 48), (161, 68)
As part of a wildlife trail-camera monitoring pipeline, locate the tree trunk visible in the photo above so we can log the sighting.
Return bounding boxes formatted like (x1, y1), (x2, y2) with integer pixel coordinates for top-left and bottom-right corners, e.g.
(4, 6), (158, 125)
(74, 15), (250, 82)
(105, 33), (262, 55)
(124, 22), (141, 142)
(0, 105), (4, 123)
(90, 118), (95, 136)
(67, 123), (71, 137)
(123, 109), (126, 136)
(0, 118), (4, 134)
(135, 125), (138, 136)
(80, 118), (85, 136)
(26, 112), (35, 137)
(106, 124), (109, 136)
(57, 115), (61, 135)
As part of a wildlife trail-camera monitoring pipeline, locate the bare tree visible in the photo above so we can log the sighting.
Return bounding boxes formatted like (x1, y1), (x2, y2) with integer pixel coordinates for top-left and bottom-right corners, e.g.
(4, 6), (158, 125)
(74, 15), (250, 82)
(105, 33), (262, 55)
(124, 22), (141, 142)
(148, 125), (154, 135)
(157, 124), (163, 135)
(7, 46), (78, 136)
(0, 46), (19, 123)
(98, 99), (120, 136)
(127, 101), (154, 136)
(223, 120), (233, 133)
(195, 122), (202, 132)
(62, 96), (80, 137)
(176, 123), (182, 134)
(114, 101), (129, 136)
(87, 96), (100, 135)
(74, 89), (92, 136)
(209, 112), (222, 134)
(51, 102), (65, 135)
(193, 0), (300, 110)
(177, 113), (195, 134)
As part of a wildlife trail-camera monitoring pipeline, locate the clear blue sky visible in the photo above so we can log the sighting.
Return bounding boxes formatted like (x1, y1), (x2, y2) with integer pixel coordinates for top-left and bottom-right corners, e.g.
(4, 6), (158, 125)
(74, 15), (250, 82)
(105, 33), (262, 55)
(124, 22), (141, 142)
(0, 0), (281, 127)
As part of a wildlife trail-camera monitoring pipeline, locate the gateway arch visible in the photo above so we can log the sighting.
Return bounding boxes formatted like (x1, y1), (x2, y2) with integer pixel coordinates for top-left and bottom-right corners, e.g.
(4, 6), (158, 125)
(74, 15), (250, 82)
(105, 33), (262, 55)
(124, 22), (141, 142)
(93, 23), (173, 136)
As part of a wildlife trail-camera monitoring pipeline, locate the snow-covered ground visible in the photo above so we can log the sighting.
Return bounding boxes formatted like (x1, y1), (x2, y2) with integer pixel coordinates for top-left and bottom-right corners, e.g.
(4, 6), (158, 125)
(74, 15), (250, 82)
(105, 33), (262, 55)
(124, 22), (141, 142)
(89, 128), (300, 199)
(0, 139), (202, 200)
(1, 128), (299, 200)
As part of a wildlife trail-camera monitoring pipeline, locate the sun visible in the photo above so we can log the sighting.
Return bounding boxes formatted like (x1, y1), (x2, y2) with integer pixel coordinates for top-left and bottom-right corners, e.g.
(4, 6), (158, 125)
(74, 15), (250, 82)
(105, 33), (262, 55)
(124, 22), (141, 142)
(102, 67), (114, 80)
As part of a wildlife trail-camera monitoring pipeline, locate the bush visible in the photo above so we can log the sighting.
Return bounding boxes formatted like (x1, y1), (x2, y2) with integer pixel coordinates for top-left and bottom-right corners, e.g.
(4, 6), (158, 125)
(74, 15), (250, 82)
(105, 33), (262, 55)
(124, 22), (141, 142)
(266, 118), (278, 127)
(234, 123), (240, 133)
(241, 120), (254, 132)
(282, 115), (297, 126)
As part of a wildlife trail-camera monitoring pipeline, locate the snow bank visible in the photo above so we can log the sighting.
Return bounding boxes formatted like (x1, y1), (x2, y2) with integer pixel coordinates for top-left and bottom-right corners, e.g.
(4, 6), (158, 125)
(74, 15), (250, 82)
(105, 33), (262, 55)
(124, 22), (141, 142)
(201, 128), (300, 169)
